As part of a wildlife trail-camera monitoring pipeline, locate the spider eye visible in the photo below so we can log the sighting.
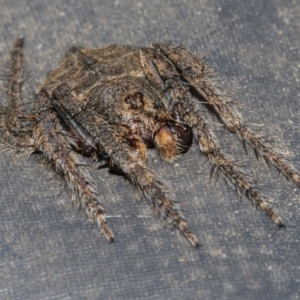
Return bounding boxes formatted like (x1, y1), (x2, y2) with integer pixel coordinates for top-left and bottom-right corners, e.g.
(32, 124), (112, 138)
(124, 92), (144, 110)
(171, 111), (181, 122)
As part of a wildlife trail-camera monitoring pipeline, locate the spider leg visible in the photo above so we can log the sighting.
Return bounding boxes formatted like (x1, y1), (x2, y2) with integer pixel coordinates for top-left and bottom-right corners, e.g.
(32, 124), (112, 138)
(0, 38), (35, 155)
(190, 110), (283, 226)
(67, 108), (199, 247)
(100, 126), (199, 246)
(140, 46), (283, 227)
(5, 38), (25, 129)
(49, 83), (199, 246)
(152, 44), (300, 186)
(92, 121), (199, 246)
(33, 89), (114, 242)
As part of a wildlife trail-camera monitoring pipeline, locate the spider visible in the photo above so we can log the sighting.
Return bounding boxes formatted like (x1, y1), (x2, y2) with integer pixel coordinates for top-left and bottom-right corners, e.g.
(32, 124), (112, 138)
(1, 38), (299, 247)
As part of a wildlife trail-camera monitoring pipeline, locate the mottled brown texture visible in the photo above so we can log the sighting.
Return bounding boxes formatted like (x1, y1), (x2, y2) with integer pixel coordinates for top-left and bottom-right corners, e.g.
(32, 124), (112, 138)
(1, 1), (300, 299)
(1, 37), (299, 248)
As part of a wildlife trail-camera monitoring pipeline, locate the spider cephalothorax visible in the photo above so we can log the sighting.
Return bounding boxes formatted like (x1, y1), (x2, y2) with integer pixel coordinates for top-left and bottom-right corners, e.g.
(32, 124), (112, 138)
(1, 38), (299, 247)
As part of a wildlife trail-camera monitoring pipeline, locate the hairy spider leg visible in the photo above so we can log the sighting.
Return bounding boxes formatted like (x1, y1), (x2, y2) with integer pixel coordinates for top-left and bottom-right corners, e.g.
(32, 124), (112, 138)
(0, 38), (35, 155)
(66, 104), (199, 247)
(35, 89), (114, 242)
(140, 46), (284, 227)
(154, 44), (300, 187)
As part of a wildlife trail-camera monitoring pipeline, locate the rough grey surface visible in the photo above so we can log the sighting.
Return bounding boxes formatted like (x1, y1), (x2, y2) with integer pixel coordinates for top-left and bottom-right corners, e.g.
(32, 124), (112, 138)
(0, 0), (299, 299)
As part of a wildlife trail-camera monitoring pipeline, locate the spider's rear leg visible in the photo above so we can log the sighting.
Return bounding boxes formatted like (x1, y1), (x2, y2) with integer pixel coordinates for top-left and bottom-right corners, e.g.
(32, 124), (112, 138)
(153, 44), (300, 186)
(0, 38), (35, 154)
(5, 38), (25, 129)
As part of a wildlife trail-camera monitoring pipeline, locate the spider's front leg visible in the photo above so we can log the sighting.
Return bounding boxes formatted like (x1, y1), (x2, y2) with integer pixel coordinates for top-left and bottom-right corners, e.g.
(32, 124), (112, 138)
(97, 124), (199, 246)
(141, 46), (284, 227)
(153, 44), (300, 186)
(191, 110), (283, 226)
(83, 116), (199, 246)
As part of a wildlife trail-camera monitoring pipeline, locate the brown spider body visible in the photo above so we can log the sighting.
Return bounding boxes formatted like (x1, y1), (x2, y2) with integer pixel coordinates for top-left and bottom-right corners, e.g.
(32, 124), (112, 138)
(1, 38), (299, 247)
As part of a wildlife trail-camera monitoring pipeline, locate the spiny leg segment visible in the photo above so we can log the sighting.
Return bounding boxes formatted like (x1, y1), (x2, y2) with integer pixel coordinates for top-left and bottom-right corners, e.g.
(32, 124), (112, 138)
(5, 38), (24, 129)
(190, 110), (283, 226)
(35, 91), (114, 242)
(0, 38), (35, 154)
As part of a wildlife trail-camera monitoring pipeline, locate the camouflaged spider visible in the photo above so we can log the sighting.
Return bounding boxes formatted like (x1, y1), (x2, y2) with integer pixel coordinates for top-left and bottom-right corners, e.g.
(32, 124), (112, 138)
(1, 38), (299, 247)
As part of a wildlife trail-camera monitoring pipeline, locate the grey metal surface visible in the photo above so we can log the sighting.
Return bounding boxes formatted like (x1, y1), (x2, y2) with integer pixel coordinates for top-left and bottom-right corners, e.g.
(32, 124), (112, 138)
(0, 0), (299, 299)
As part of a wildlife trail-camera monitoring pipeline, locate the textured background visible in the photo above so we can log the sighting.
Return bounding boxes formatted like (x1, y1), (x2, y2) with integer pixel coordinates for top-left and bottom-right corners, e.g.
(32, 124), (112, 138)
(0, 0), (300, 299)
